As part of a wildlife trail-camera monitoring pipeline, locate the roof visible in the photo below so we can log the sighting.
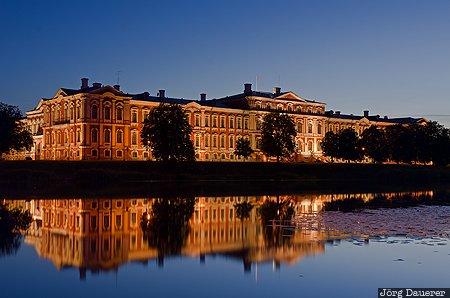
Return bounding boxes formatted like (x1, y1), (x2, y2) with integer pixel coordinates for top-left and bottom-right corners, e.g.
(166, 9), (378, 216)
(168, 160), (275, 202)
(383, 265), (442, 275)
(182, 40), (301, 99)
(216, 91), (323, 104)
(325, 111), (425, 124)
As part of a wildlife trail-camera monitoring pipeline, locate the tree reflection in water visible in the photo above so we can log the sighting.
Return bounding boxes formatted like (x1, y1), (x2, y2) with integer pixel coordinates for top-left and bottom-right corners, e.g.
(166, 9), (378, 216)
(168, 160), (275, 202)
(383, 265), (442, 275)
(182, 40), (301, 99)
(258, 196), (295, 265)
(140, 197), (195, 267)
(0, 202), (32, 256)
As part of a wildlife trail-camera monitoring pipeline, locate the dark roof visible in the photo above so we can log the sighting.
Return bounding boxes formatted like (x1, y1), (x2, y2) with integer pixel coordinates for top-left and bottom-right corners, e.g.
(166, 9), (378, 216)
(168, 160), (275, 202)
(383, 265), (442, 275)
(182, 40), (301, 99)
(130, 92), (234, 108)
(325, 111), (424, 124)
(216, 91), (321, 104)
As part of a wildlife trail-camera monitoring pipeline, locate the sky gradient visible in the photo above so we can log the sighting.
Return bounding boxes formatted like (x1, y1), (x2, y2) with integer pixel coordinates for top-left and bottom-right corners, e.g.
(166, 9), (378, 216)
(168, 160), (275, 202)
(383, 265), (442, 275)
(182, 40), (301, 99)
(1, 0), (449, 127)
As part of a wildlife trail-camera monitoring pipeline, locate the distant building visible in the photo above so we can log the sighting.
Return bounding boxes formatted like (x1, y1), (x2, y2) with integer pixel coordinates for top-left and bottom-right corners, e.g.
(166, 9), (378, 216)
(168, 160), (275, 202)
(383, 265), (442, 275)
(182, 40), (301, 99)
(21, 78), (425, 161)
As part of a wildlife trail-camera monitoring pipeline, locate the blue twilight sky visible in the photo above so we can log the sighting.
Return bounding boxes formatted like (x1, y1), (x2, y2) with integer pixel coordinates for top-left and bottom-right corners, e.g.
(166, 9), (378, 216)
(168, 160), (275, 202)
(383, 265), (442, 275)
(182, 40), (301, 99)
(1, 0), (449, 127)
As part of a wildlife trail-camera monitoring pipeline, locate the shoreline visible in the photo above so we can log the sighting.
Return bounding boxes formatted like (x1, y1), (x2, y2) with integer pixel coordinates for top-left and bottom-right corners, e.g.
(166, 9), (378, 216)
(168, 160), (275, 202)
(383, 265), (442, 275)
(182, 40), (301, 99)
(0, 161), (448, 198)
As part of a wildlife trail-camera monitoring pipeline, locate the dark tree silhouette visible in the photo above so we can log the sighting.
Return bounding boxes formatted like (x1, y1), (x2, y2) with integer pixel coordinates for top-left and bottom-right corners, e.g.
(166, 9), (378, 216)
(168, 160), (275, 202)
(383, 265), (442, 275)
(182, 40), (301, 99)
(321, 131), (339, 162)
(385, 124), (415, 164)
(0, 203), (32, 256)
(234, 138), (254, 160)
(359, 125), (388, 163)
(0, 102), (33, 157)
(260, 112), (296, 162)
(141, 103), (195, 162)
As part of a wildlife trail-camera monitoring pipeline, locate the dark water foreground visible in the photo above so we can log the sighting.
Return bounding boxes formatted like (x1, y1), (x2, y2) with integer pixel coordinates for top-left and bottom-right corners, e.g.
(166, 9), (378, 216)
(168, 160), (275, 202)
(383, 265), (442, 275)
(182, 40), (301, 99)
(1, 190), (449, 298)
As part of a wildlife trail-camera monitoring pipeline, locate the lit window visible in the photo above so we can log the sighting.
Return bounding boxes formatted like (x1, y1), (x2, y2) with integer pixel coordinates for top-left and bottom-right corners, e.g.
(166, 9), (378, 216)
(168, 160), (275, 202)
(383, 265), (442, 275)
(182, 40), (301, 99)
(131, 110), (138, 123)
(104, 129), (111, 143)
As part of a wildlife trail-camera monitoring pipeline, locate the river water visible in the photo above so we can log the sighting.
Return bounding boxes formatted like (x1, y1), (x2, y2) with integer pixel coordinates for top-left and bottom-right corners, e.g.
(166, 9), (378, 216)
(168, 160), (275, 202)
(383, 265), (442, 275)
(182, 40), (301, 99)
(1, 191), (449, 298)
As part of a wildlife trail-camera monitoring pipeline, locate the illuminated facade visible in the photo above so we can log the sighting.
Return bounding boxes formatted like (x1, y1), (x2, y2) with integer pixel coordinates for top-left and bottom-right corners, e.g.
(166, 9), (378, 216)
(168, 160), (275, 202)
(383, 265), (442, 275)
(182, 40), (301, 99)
(22, 78), (424, 161)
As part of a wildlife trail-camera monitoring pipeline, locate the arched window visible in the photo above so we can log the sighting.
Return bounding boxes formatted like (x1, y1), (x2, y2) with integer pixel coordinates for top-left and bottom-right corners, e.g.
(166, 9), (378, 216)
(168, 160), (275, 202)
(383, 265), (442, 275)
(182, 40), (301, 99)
(91, 129), (98, 143)
(131, 131), (137, 145)
(92, 105), (98, 119)
(308, 140), (313, 151)
(220, 134), (225, 148)
(229, 135), (234, 148)
(116, 130), (123, 143)
(104, 106), (111, 120)
(195, 134), (200, 148)
(204, 134), (210, 147)
(297, 121), (303, 133)
(131, 110), (138, 123)
(104, 129), (111, 143)
(116, 107), (123, 121)
(308, 122), (313, 134)
(317, 122), (322, 134)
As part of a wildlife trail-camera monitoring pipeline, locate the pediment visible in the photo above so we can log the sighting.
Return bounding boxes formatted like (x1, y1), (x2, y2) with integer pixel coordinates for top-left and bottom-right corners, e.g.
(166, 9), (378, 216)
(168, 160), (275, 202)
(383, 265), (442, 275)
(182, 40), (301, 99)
(275, 92), (306, 102)
(185, 101), (202, 109)
(89, 86), (125, 96)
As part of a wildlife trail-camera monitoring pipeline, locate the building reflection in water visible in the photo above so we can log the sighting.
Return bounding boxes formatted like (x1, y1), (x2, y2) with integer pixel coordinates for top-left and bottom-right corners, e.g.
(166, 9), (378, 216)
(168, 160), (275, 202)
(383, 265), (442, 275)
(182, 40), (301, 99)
(4, 191), (435, 279)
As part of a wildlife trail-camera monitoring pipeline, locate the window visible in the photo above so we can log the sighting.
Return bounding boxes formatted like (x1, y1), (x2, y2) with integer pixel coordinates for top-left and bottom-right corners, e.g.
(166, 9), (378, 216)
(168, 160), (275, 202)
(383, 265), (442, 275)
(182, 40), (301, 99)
(92, 149), (97, 157)
(213, 135), (217, 148)
(256, 118), (261, 130)
(131, 110), (138, 123)
(288, 105), (293, 112)
(116, 215), (122, 229)
(143, 152), (149, 159)
(237, 118), (242, 129)
(195, 134), (200, 148)
(220, 135), (225, 148)
(131, 213), (137, 226)
(229, 118), (234, 129)
(132, 131), (137, 145)
(205, 134), (210, 147)
(92, 105), (98, 119)
(212, 116), (217, 128)
(91, 129), (98, 143)
(195, 114), (200, 127)
(105, 149), (110, 157)
(76, 130), (80, 142)
(308, 122), (313, 134)
(317, 122), (322, 134)
(132, 151), (138, 158)
(308, 140), (313, 151)
(116, 107), (123, 120)
(143, 110), (149, 121)
(277, 104), (283, 111)
(70, 108), (74, 120)
(244, 118), (249, 130)
(116, 150), (122, 157)
(229, 135), (234, 148)
(76, 106), (81, 119)
(297, 121), (303, 133)
(220, 116), (225, 128)
(104, 106), (111, 120)
(104, 129), (111, 143)
(116, 130), (123, 143)
(205, 116), (210, 127)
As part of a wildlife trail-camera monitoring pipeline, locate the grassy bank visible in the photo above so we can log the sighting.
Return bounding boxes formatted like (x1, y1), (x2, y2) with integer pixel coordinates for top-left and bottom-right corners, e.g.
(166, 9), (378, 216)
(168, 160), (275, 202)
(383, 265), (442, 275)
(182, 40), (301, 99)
(0, 161), (449, 198)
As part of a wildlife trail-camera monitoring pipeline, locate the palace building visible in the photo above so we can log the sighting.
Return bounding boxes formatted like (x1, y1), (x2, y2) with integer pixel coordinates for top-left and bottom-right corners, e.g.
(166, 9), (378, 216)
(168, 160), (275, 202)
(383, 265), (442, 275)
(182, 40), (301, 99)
(23, 78), (425, 161)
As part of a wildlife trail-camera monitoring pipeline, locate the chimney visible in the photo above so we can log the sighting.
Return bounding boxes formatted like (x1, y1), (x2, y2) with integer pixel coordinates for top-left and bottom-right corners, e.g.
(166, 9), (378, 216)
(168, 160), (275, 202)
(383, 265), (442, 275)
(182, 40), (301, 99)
(200, 93), (206, 101)
(364, 110), (369, 117)
(158, 90), (165, 98)
(113, 84), (120, 91)
(244, 83), (252, 94)
(384, 115), (388, 119)
(335, 111), (341, 115)
(329, 110), (334, 114)
(273, 87), (281, 95)
(92, 82), (102, 88)
(81, 78), (89, 89)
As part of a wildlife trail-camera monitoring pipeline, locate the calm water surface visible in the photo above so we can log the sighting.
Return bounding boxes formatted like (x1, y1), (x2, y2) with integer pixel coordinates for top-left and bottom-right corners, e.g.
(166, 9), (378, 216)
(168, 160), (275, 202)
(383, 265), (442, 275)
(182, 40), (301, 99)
(1, 191), (449, 298)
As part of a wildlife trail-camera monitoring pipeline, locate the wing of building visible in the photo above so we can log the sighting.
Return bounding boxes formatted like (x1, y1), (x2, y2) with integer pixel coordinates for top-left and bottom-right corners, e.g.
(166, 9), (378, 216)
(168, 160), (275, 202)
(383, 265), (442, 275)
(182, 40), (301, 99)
(22, 78), (426, 161)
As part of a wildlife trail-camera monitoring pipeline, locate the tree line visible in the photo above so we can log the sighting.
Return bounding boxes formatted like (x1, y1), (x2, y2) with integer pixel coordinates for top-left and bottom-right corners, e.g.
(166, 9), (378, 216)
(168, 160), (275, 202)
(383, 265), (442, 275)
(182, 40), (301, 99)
(321, 122), (450, 165)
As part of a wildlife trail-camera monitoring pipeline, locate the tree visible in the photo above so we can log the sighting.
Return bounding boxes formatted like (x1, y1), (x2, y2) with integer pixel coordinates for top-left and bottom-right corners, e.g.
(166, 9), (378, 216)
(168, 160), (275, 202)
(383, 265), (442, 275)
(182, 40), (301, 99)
(234, 138), (254, 160)
(260, 112), (296, 162)
(385, 124), (415, 164)
(321, 131), (339, 162)
(141, 103), (195, 162)
(0, 102), (33, 158)
(359, 126), (388, 163)
(337, 128), (362, 162)
(321, 128), (361, 162)
(0, 203), (32, 256)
